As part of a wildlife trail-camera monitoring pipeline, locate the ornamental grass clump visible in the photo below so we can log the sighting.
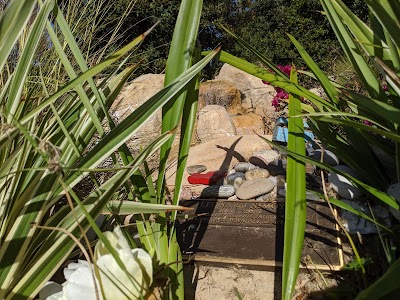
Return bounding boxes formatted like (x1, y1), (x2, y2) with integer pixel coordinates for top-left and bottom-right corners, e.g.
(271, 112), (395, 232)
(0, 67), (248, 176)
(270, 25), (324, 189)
(207, 0), (400, 299)
(0, 0), (216, 299)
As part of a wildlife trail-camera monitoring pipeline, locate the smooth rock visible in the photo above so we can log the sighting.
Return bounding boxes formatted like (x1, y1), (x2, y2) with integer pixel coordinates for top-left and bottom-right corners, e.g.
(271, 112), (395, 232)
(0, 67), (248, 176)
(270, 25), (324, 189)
(227, 195), (238, 201)
(340, 199), (391, 234)
(387, 183), (400, 222)
(217, 63), (276, 113)
(267, 159), (287, 176)
(231, 113), (265, 135)
(308, 149), (339, 166)
(278, 188), (322, 201)
(200, 185), (236, 199)
(236, 178), (275, 200)
(188, 171), (226, 185)
(250, 150), (280, 167)
(187, 165), (207, 175)
(224, 172), (246, 190)
(165, 135), (273, 187)
(197, 105), (236, 142)
(234, 162), (258, 172)
(198, 80), (243, 114)
(328, 165), (363, 199)
(245, 168), (270, 180)
(255, 192), (276, 201)
(306, 163), (316, 174)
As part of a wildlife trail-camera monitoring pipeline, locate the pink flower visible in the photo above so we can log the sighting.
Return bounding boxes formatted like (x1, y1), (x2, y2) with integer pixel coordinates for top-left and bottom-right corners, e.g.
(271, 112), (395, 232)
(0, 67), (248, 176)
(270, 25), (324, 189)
(262, 80), (271, 85)
(363, 120), (373, 126)
(271, 97), (279, 108)
(383, 84), (388, 91)
(278, 65), (292, 76)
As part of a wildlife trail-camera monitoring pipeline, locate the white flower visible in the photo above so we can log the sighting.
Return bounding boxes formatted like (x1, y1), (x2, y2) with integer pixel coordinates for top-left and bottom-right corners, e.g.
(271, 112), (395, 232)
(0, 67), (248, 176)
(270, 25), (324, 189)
(39, 227), (152, 300)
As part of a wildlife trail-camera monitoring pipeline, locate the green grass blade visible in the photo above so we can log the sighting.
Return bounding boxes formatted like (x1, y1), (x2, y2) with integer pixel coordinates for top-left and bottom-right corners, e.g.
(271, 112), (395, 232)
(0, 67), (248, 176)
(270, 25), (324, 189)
(219, 24), (289, 78)
(0, 0), (36, 71)
(282, 68), (306, 300)
(104, 201), (191, 214)
(354, 257), (400, 300)
(320, 0), (385, 101)
(6, 0), (55, 123)
(206, 50), (336, 111)
(287, 34), (339, 105)
(60, 49), (219, 192)
(326, 196), (391, 232)
(157, 0), (204, 202)
(262, 138), (399, 210)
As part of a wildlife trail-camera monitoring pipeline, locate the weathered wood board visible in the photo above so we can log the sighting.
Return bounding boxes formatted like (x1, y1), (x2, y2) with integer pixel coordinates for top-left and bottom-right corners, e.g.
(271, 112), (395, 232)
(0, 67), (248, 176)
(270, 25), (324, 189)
(177, 199), (342, 270)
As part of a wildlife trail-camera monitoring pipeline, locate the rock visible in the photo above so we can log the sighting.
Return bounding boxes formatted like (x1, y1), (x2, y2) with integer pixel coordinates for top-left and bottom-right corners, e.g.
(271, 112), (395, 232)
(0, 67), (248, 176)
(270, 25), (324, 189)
(252, 149), (279, 163)
(224, 172), (246, 190)
(188, 171), (226, 185)
(387, 183), (400, 221)
(198, 80), (243, 114)
(165, 135), (273, 187)
(234, 162), (258, 172)
(197, 105), (236, 142)
(217, 63), (275, 113)
(245, 168), (270, 180)
(231, 113), (265, 136)
(109, 74), (164, 156)
(371, 145), (397, 181)
(267, 159), (287, 176)
(227, 195), (238, 201)
(328, 165), (363, 199)
(308, 149), (339, 166)
(278, 188), (322, 201)
(340, 199), (391, 234)
(306, 163), (316, 174)
(236, 178), (275, 200)
(111, 74), (164, 121)
(268, 175), (286, 189)
(187, 165), (207, 175)
(255, 192), (276, 201)
(200, 185), (236, 199)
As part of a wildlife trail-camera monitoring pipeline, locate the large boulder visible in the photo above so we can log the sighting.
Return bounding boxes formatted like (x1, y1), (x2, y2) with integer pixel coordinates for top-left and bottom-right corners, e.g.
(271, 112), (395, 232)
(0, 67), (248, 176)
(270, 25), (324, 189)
(198, 80), (243, 114)
(196, 105), (236, 143)
(109, 74), (165, 162)
(165, 135), (273, 187)
(217, 63), (275, 113)
(231, 113), (265, 136)
(111, 74), (165, 121)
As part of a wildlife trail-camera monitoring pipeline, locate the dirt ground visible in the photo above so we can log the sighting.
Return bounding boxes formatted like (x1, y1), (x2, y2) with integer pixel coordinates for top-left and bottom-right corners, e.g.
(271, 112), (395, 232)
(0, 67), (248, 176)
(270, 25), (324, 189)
(184, 263), (339, 300)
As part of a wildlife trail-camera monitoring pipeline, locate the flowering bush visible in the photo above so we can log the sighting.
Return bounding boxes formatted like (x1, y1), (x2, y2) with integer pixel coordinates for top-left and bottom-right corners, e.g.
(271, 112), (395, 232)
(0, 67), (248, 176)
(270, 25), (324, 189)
(263, 65), (292, 111)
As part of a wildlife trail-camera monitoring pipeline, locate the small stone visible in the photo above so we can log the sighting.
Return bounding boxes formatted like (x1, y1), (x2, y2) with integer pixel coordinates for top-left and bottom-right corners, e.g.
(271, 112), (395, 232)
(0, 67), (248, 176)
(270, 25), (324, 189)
(245, 168), (270, 180)
(306, 163), (316, 174)
(308, 149), (339, 166)
(236, 178), (275, 200)
(227, 195), (238, 201)
(340, 199), (391, 234)
(387, 183), (400, 222)
(224, 172), (245, 190)
(187, 165), (207, 175)
(188, 171), (226, 185)
(255, 192), (276, 201)
(234, 162), (258, 172)
(267, 159), (287, 176)
(200, 185), (235, 199)
(328, 165), (363, 199)
(249, 150), (280, 168)
(278, 188), (322, 201)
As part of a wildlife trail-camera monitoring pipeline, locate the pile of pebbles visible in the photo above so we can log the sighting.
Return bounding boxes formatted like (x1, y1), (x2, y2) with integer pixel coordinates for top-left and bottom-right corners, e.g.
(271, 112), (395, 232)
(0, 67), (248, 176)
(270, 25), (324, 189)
(184, 146), (394, 234)
(186, 149), (293, 201)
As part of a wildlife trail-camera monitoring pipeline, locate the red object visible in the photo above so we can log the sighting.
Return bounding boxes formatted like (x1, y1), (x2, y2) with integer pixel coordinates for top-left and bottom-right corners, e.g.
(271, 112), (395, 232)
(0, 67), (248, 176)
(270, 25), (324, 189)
(188, 171), (226, 185)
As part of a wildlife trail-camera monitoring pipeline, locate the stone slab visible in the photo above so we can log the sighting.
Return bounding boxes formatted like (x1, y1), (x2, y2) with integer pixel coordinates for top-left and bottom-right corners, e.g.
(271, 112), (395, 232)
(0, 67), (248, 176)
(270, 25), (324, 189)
(177, 199), (342, 269)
